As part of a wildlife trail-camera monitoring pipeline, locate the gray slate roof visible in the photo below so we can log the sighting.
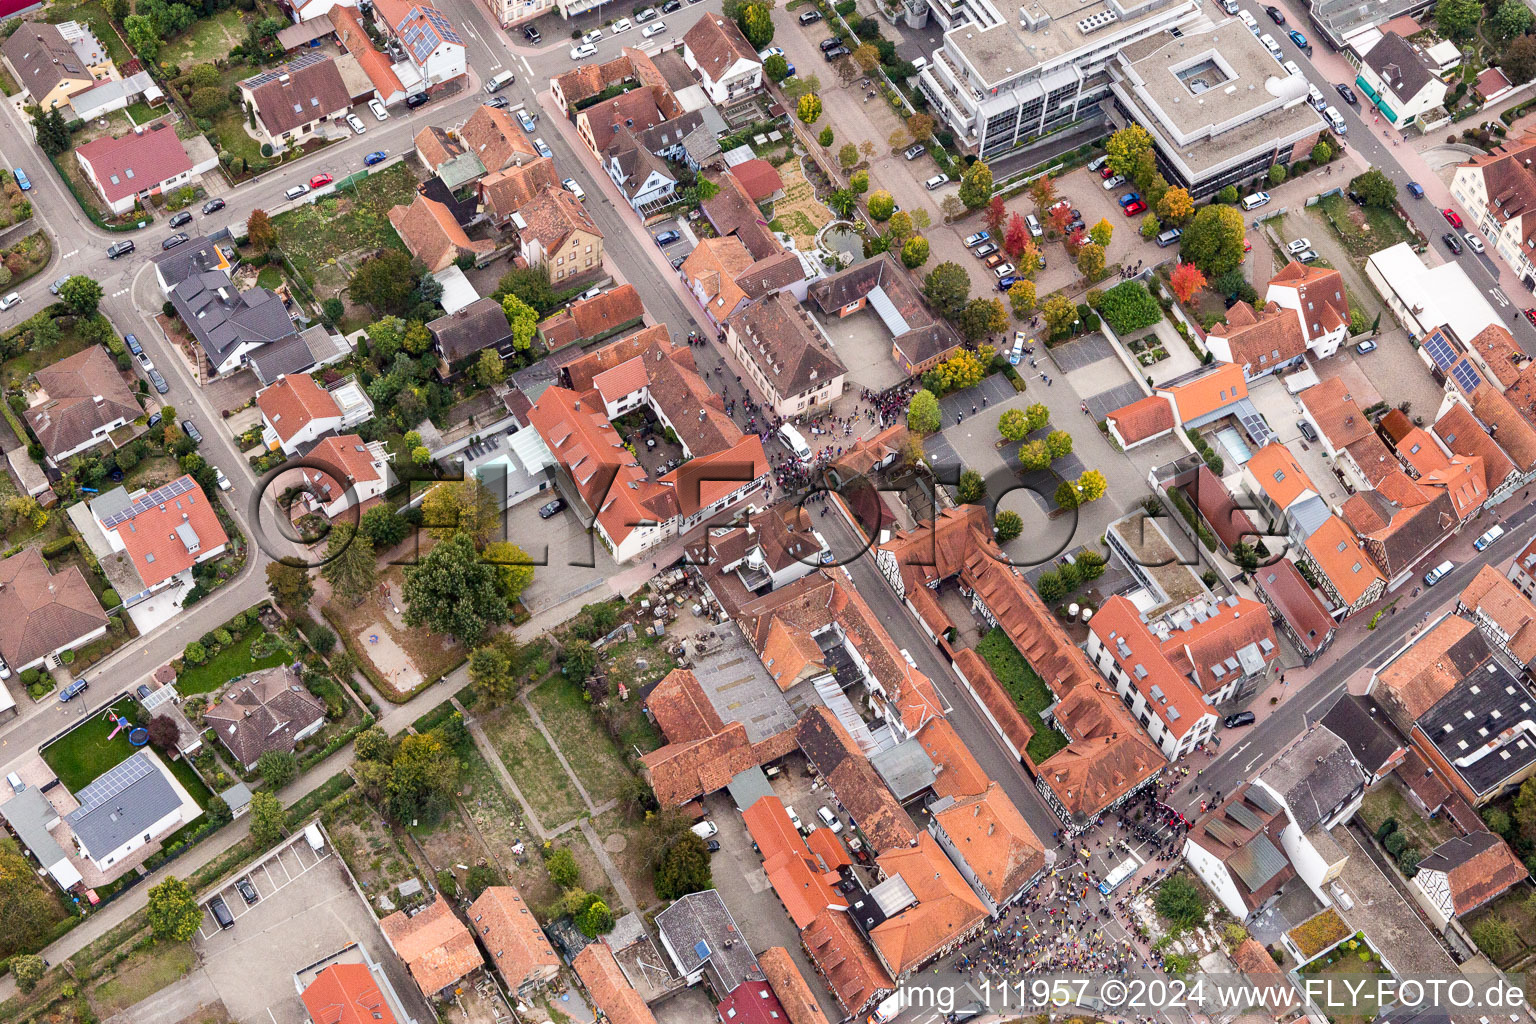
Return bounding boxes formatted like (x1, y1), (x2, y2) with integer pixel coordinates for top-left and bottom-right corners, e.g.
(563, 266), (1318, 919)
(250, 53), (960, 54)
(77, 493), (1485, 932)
(171, 271), (297, 365)
(0, 786), (70, 867)
(65, 751), (182, 860)
(654, 889), (761, 993)
(1259, 726), (1363, 831)
(1317, 693), (1404, 774)
(152, 236), (230, 291)
(1365, 32), (1434, 102)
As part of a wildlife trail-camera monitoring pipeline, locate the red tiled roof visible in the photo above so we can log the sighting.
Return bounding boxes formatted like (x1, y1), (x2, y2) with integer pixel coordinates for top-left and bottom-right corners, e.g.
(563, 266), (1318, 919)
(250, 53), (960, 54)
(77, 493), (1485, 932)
(644, 668), (724, 744)
(802, 909), (893, 1016)
(256, 373), (340, 445)
(870, 835), (987, 975)
(380, 894), (483, 997)
(743, 795), (843, 928)
(302, 963), (399, 1024)
(113, 474), (229, 588)
(1255, 559), (1334, 656)
(332, 5), (403, 98)
(1106, 395), (1174, 444)
(731, 159), (783, 202)
(1267, 262), (1348, 345)
(1089, 596), (1210, 738)
(1206, 300), (1306, 372)
(1156, 362), (1247, 423)
(683, 12), (759, 84)
(1433, 403), (1517, 491)
(466, 886), (559, 992)
(1303, 515), (1383, 608)
(573, 942), (659, 1024)
(76, 124), (191, 205)
(304, 434), (384, 504)
(758, 948), (832, 1024)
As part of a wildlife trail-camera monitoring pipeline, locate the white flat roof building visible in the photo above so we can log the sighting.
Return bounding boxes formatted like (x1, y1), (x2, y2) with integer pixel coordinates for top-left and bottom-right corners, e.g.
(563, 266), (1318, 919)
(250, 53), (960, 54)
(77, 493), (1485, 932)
(1365, 242), (1501, 342)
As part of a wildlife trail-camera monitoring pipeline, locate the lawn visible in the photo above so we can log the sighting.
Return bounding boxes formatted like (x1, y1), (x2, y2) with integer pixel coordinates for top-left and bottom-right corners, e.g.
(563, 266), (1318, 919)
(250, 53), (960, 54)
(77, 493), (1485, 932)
(88, 941), (196, 1018)
(456, 738), (560, 908)
(175, 628), (293, 696)
(124, 101), (159, 126)
(166, 753), (213, 808)
(482, 700), (588, 827)
(528, 675), (635, 804)
(0, 837), (72, 962)
(1315, 194), (1419, 261)
(975, 626), (1069, 763)
(256, 266), (284, 290)
(1465, 886), (1536, 967)
(45, 4), (131, 67)
(40, 696), (141, 792)
(1, 320), (96, 384)
(1357, 782), (1456, 855)
(160, 8), (251, 66)
(272, 162), (419, 265)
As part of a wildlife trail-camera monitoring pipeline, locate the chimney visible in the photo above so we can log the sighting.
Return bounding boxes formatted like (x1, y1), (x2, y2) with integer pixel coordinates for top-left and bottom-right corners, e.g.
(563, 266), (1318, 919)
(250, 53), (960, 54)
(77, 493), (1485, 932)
(93, 395), (104, 405)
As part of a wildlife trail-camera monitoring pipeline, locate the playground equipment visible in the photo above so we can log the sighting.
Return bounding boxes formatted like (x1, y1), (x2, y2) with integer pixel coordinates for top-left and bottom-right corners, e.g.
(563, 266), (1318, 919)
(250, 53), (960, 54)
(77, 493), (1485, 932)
(128, 727), (148, 746)
(104, 711), (127, 741)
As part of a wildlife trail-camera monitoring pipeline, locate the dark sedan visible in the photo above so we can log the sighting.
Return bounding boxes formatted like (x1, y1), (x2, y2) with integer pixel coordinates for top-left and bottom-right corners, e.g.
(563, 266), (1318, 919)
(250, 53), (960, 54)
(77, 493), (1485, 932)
(1335, 82), (1358, 105)
(538, 497), (566, 519)
(203, 197), (226, 214)
(1265, 5), (1284, 22)
(162, 232), (189, 251)
(1443, 231), (1463, 254)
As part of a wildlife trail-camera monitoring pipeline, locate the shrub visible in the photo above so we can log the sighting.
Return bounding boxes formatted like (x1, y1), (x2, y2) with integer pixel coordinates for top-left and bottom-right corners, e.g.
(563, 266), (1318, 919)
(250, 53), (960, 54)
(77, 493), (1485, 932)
(213, 628), (233, 646)
(1375, 817), (1398, 842)
(1093, 281), (1162, 334)
(184, 641), (208, 664)
(1384, 830), (1407, 856)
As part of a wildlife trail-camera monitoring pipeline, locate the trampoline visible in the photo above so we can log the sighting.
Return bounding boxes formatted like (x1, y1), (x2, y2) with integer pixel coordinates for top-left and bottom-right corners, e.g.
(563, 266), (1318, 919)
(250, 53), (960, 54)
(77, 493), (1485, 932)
(128, 727), (149, 746)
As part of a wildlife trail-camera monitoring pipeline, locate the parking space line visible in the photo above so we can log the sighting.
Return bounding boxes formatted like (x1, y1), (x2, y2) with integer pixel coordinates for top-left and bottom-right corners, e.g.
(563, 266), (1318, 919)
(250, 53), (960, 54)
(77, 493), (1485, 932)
(262, 863), (277, 890)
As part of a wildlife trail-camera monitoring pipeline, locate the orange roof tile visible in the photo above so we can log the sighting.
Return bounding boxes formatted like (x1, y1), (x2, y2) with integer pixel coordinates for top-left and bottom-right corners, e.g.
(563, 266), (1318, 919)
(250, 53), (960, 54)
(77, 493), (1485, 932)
(644, 668), (725, 744)
(1434, 403), (1517, 491)
(257, 373), (340, 445)
(1089, 596), (1211, 738)
(302, 963), (399, 1024)
(1206, 300), (1306, 372)
(1245, 442), (1316, 509)
(744, 796), (843, 928)
(1301, 377), (1372, 449)
(114, 474), (229, 589)
(332, 5), (404, 97)
(1458, 565), (1536, 666)
(802, 909), (893, 1017)
(916, 717), (989, 800)
(466, 886), (559, 992)
(932, 784), (1045, 904)
(870, 835), (988, 975)
(574, 942), (660, 1024)
(1156, 362), (1247, 422)
(379, 894), (483, 998)
(758, 948), (833, 1024)
(1303, 516), (1383, 607)
(1106, 395), (1175, 444)
(1374, 615), (1483, 727)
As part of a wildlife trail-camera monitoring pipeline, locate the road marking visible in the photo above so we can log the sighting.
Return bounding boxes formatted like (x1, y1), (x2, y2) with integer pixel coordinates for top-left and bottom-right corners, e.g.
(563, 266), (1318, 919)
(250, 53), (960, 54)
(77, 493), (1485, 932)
(1245, 754), (1263, 771)
(112, 288), (128, 297)
(60, 249), (77, 259)
(1229, 740), (1250, 758)
(1491, 288), (1511, 308)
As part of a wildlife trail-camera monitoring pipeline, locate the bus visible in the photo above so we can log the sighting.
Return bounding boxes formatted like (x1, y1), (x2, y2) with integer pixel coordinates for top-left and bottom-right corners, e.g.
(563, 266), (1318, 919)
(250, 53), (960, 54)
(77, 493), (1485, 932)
(1097, 853), (1142, 895)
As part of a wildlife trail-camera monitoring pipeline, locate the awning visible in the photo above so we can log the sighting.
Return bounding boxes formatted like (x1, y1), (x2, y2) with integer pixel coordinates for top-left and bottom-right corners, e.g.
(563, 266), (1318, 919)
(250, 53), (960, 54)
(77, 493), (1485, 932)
(1354, 74), (1379, 101)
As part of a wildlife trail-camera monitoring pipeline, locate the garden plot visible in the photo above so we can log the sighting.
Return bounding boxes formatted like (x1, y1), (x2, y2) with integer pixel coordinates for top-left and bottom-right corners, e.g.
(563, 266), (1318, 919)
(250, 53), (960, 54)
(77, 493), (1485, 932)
(480, 700), (588, 828)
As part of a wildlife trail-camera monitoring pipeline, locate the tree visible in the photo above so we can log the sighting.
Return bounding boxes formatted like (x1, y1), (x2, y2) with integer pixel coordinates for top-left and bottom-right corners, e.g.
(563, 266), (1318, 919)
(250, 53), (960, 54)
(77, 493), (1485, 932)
(867, 190), (895, 221)
(1028, 174), (1058, 215)
(907, 113), (935, 141)
(958, 160), (993, 210)
(764, 53), (790, 81)
(147, 876), (203, 942)
(387, 730), (460, 823)
(247, 208), (277, 251)
(469, 637), (521, 706)
(827, 189), (857, 217)
(655, 833), (713, 900)
(907, 389), (941, 434)
(1041, 293), (1076, 334)
(900, 236), (930, 269)
(1017, 241), (1043, 278)
(1004, 213), (1030, 259)
(266, 560), (313, 611)
(578, 898), (614, 937)
(923, 261), (971, 319)
(125, 13), (160, 61)
(1077, 243), (1106, 280)
(1310, 139), (1333, 165)
(247, 788), (284, 846)
(1156, 187), (1194, 225)
(853, 42), (880, 71)
(546, 847), (581, 889)
(850, 169), (870, 193)
(12, 954), (44, 994)
(984, 195), (1007, 236)
(797, 93), (822, 124)
(998, 408), (1030, 441)
(887, 210), (913, 241)
(941, 195), (966, 221)
(1267, 163), (1287, 186)
(321, 523), (376, 606)
(994, 510), (1023, 542)
(350, 250), (416, 315)
(360, 504), (410, 549)
(738, 1), (774, 46)
(1088, 218), (1113, 249)
(959, 297), (1006, 340)
(482, 541), (535, 604)
(1106, 125), (1154, 178)
(958, 469), (986, 504)
(1045, 430), (1074, 460)
(1154, 874), (1206, 930)
(1008, 280), (1037, 319)
(403, 533), (508, 645)
(356, 726), (391, 762)
(1354, 169), (1398, 208)
(1181, 204), (1247, 275)
(30, 107), (69, 155)
(1514, 776), (1536, 840)
(471, 348), (504, 388)
(189, 86), (228, 118)
(1077, 469), (1108, 502)
(1486, 806), (1513, 836)
(1169, 262), (1207, 305)
(1506, 36), (1536, 84)
(1436, 0), (1480, 36)
(501, 292), (537, 351)
(257, 750), (298, 789)
(1054, 479), (1080, 510)
(146, 714), (179, 752)
(421, 479), (500, 545)
(838, 142), (859, 170)
(820, 125), (835, 147)
(563, 637), (598, 677)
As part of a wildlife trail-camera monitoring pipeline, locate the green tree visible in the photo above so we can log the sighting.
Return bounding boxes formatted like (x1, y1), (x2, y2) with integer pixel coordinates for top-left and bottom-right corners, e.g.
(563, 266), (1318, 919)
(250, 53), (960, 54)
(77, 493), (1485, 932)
(468, 639), (514, 706)
(850, 169), (870, 193)
(994, 510), (1023, 542)
(250, 790), (285, 846)
(1106, 125), (1154, 178)
(868, 190), (896, 222)
(1008, 279), (1037, 318)
(1154, 874), (1206, 931)
(29, 107), (68, 155)
(998, 408), (1030, 441)
(387, 730), (460, 824)
(655, 833), (713, 900)
(1181, 204), (1247, 276)
(257, 750), (298, 789)
(495, 265), (557, 315)
(189, 86), (228, 118)
(958, 160), (994, 210)
(1055, 479), (1080, 510)
(578, 899), (615, 936)
(266, 560), (313, 611)
(738, 2), (774, 47)
(907, 388), (941, 434)
(958, 469), (986, 504)
(1231, 542), (1261, 573)
(958, 297), (1007, 341)
(472, 348), (504, 388)
(1036, 573), (1063, 602)
(349, 250), (416, 315)
(1088, 218), (1113, 248)
(59, 275), (103, 317)
(247, 208), (277, 252)
(1513, 775), (1536, 840)
(322, 522), (377, 605)
(1436, 0), (1480, 36)
(421, 479), (501, 544)
(1506, 35), (1536, 84)
(501, 292), (538, 350)
(797, 93), (822, 124)
(546, 847), (581, 889)
(838, 142), (859, 170)
(482, 541), (535, 604)
(563, 637), (598, 677)
(1310, 139), (1334, 164)
(923, 261), (971, 319)
(1044, 430), (1074, 460)
(900, 235), (930, 269)
(1267, 163), (1287, 186)
(147, 876), (202, 942)
(1077, 243), (1106, 280)
(818, 125), (834, 146)
(402, 533), (509, 645)
(360, 504), (410, 548)
(1077, 469), (1108, 502)
(1041, 293), (1076, 334)
(1484, 807), (1513, 836)
(827, 188), (857, 217)
(764, 53), (790, 82)
(12, 954), (44, 993)
(852, 42), (881, 71)
(1018, 440), (1050, 471)
(1354, 169), (1398, 208)
(356, 726), (391, 762)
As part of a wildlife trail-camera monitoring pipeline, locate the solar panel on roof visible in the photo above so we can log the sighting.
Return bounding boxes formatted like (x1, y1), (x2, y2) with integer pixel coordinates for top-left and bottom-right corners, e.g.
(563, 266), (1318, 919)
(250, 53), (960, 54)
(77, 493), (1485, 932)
(1423, 332), (1457, 371)
(1228, 835), (1288, 890)
(99, 476), (196, 529)
(1245, 785), (1281, 814)
(1451, 361), (1483, 394)
(1205, 818), (1240, 845)
(72, 753), (153, 810)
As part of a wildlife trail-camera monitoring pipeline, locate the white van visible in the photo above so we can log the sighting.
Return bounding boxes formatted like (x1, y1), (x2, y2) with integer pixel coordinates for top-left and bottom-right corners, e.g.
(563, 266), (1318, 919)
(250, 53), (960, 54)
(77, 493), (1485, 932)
(778, 424), (812, 461)
(1221, 0), (1238, 12)
(484, 70), (515, 93)
(1237, 9), (1259, 33)
(1259, 33), (1283, 59)
(1241, 191), (1271, 211)
(909, 55), (928, 74)
(1282, 59), (1302, 78)
(1307, 83), (1326, 110)
(1424, 560), (1455, 586)
(1324, 105), (1347, 134)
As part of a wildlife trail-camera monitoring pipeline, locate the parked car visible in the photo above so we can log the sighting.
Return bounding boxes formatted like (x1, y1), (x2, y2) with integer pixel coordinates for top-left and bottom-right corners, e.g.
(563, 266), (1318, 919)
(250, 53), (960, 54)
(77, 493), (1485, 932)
(58, 678), (88, 702)
(582, 27), (602, 42)
(706, 839), (721, 852)
(538, 497), (566, 518)
(235, 878), (259, 905)
(405, 92), (429, 108)
(524, 23), (542, 41)
(570, 42), (597, 59)
(1026, 212), (1043, 235)
(820, 36), (843, 50)
(1102, 174), (1127, 190)
(346, 113), (366, 134)
(562, 178), (586, 201)
(654, 229), (681, 246)
(1443, 231), (1463, 255)
(107, 240), (136, 259)
(147, 411), (161, 428)
(1241, 191), (1271, 210)
(1297, 419), (1318, 442)
(661, 0), (682, 11)
(485, 95), (509, 108)
(162, 233), (189, 250)
(124, 333), (143, 356)
(924, 173), (948, 190)
(1087, 155), (1108, 172)
(996, 275), (1021, 291)
(690, 820), (718, 839)
(181, 419), (202, 443)
(1442, 208), (1464, 228)
(1424, 560), (1455, 586)
(1465, 232), (1485, 254)
(643, 21), (667, 36)
(992, 262), (1015, 279)
(0, 292), (20, 311)
(137, 350), (153, 370)
(951, 1004), (985, 1024)
(1224, 711), (1256, 728)
(1117, 192), (1141, 208)
(1288, 29), (1309, 48)
(1010, 332), (1025, 364)
(973, 243), (999, 259)
(533, 137), (553, 158)
(369, 98), (388, 120)
(1526, 308), (1536, 327)
(1122, 199), (1146, 216)
(1100, 164), (1118, 179)
(799, 8), (822, 21)
(49, 275), (70, 295)
(636, 6), (659, 21)
(1335, 82), (1358, 104)
(963, 231), (990, 247)
(1296, 249), (1319, 263)
(168, 210), (193, 228)
(202, 197), (225, 214)
(310, 173), (333, 188)
(1355, 339), (1377, 354)
(149, 368), (168, 394)
(209, 895), (234, 930)
(612, 17), (632, 31)
(1286, 238), (1312, 254)
(1265, 5), (1284, 22)
(784, 805), (804, 831)
(284, 184), (309, 201)
(817, 806), (844, 833)
(1475, 524), (1506, 551)
(364, 150), (387, 166)
(12, 168), (28, 191)
(517, 110), (537, 133)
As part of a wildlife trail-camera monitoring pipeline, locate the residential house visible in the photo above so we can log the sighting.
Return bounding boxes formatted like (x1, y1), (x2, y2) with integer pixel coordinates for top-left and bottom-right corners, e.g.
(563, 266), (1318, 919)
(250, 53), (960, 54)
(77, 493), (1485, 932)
(1301, 514), (1386, 615)
(1340, 471), (1459, 587)
(1509, 532), (1536, 599)
(170, 270), (299, 377)
(515, 189), (603, 283)
(427, 297), (517, 369)
(0, 548), (108, 673)
(1433, 401), (1526, 508)
(257, 373), (373, 457)
(573, 940), (660, 1024)
(857, 835), (988, 980)
(1265, 262), (1351, 360)
(1204, 301), (1307, 381)
(702, 170), (781, 261)
(379, 893), (484, 1001)
(1152, 361), (1252, 433)
(389, 194), (494, 272)
(800, 907), (894, 1021)
(1456, 565), (1536, 673)
(742, 795), (848, 929)
(794, 707), (921, 854)
(66, 749), (200, 873)
(1356, 32), (1449, 131)
(1183, 783), (1295, 921)
(481, 157), (559, 227)
(806, 255), (963, 378)
(757, 947), (833, 1024)
(22, 346), (141, 465)
(682, 13), (762, 105)
(461, 104), (538, 173)
(724, 291), (848, 417)
(1105, 395), (1176, 450)
(1412, 832), (1529, 931)
(477, 0), (555, 29)
(2, 21), (109, 111)
(75, 124), (215, 217)
(603, 131), (678, 211)
(719, 982), (790, 1024)
(330, 5), (406, 107)
(300, 963), (409, 1024)
(466, 886), (560, 998)
(681, 502), (830, 610)
(238, 53), (353, 149)
(1299, 377), (1395, 491)
(575, 84), (677, 158)
(0, 785), (83, 890)
(1370, 613), (1489, 733)
(1378, 411), (1488, 523)
(152, 235), (233, 297)
(1241, 442), (1331, 547)
(291, 434), (392, 519)
(1253, 558), (1337, 663)
(654, 889), (762, 994)
(732, 159), (784, 203)
(538, 284), (646, 352)
(1253, 726), (1363, 891)
(86, 475), (229, 606)
(368, 0), (466, 89)
(1172, 463), (1261, 557)
(203, 664), (327, 770)
(927, 780), (1046, 916)
(1317, 693), (1406, 786)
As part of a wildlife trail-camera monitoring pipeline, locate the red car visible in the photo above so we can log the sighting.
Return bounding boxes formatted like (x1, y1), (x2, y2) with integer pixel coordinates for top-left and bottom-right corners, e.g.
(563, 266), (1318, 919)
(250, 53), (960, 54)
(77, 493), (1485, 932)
(1100, 165), (1116, 179)
(1525, 308), (1536, 327)
(310, 173), (334, 189)
(1442, 207), (1462, 229)
(1123, 200), (1146, 216)
(1243, 238), (1253, 252)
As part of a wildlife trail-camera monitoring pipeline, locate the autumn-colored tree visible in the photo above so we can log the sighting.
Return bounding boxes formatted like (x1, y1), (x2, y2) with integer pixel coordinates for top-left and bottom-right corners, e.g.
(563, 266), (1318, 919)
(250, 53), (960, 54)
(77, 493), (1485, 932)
(1169, 262), (1208, 305)
(1041, 294), (1076, 335)
(1004, 213), (1030, 258)
(1077, 469), (1109, 503)
(1008, 280), (1037, 319)
(1077, 243), (1106, 280)
(247, 209), (277, 251)
(985, 196), (1007, 236)
(860, 140), (876, 160)
(797, 94), (822, 124)
(1028, 174), (1057, 214)
(1106, 126), (1154, 178)
(888, 128), (910, 151)
(1064, 226), (1087, 259)
(907, 113), (935, 142)
(853, 43), (881, 71)
(868, 190), (895, 222)
(1088, 218), (1113, 249)
(887, 210), (914, 241)
(1157, 186), (1195, 225)
(1017, 241), (1043, 279)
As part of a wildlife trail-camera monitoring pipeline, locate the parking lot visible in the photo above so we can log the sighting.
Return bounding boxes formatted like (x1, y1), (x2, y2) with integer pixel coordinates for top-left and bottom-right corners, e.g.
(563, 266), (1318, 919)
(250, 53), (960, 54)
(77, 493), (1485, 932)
(503, 488), (619, 613)
(191, 829), (432, 1024)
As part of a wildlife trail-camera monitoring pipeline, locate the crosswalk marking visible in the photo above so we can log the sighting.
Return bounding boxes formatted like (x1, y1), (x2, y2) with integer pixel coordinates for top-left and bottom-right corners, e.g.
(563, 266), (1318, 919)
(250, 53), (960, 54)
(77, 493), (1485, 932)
(60, 249), (77, 259)
(112, 288), (129, 297)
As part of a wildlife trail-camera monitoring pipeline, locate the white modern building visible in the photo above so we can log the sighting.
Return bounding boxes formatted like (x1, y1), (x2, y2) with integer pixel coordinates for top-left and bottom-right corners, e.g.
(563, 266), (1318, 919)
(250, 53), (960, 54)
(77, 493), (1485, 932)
(1354, 32), (1448, 131)
(65, 750), (201, 874)
(1366, 242), (1502, 341)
